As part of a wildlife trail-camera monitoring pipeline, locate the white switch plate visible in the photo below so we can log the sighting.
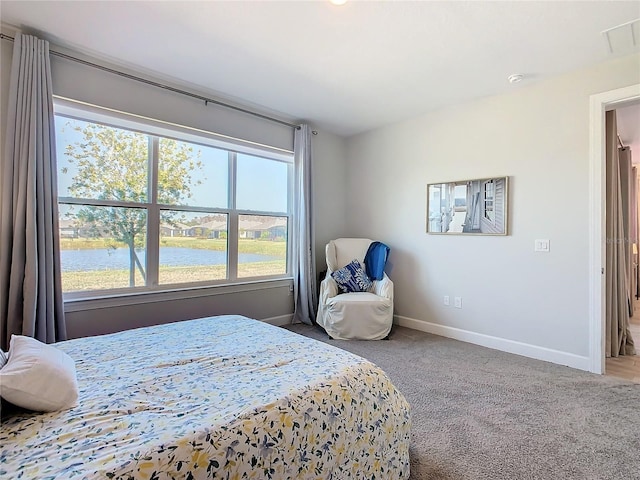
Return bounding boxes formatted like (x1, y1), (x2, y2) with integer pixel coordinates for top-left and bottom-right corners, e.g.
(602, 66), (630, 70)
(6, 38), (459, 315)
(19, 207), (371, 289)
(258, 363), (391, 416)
(454, 297), (462, 308)
(534, 239), (550, 252)
(443, 295), (450, 306)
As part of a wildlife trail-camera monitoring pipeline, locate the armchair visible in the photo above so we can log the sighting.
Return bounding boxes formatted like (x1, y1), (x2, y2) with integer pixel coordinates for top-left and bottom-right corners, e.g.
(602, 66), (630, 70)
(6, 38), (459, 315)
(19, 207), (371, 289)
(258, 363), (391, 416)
(316, 238), (393, 340)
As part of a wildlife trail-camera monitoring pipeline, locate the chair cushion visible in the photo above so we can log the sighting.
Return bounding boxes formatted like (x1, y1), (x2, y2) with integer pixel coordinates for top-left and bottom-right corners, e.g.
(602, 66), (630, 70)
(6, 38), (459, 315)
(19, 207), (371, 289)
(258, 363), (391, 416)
(327, 238), (372, 272)
(331, 259), (373, 293)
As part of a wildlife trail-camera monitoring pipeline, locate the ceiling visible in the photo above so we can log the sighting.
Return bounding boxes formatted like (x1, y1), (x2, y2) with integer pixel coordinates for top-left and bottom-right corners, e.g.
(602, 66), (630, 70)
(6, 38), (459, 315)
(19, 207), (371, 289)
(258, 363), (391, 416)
(1, 1), (639, 137)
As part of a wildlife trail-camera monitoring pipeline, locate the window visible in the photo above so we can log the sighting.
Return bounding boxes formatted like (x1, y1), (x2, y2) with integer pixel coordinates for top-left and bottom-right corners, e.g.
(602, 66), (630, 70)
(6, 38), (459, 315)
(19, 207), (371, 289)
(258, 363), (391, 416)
(55, 103), (292, 296)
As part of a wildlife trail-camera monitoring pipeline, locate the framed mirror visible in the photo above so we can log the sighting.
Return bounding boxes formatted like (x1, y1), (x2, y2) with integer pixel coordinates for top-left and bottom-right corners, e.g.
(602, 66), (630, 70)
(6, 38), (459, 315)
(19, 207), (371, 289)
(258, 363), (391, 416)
(426, 176), (508, 235)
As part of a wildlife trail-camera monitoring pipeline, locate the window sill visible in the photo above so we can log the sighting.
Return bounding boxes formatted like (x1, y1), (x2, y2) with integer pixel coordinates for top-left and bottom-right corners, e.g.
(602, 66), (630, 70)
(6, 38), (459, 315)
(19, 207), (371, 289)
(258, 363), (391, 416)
(63, 278), (294, 312)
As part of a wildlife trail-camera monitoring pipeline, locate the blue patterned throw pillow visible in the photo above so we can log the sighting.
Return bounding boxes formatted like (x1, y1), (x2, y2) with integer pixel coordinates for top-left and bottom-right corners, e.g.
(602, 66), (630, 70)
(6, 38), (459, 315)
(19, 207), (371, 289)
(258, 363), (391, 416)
(331, 259), (373, 294)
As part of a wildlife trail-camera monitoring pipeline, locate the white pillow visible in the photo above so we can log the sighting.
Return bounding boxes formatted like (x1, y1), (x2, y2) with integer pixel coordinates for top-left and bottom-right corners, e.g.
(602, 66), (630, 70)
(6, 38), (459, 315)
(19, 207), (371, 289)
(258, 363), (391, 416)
(0, 335), (78, 412)
(0, 349), (7, 369)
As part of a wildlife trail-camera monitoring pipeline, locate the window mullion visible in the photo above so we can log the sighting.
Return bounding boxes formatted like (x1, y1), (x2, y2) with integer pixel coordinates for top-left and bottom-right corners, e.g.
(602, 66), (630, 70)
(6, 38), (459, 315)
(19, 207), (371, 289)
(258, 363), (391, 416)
(228, 151), (238, 281)
(146, 136), (160, 286)
(287, 163), (294, 276)
(58, 197), (149, 209)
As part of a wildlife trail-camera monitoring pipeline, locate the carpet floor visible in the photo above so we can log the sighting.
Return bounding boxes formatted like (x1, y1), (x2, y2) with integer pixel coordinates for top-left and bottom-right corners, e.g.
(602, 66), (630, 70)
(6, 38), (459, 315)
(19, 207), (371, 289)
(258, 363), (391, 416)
(284, 323), (640, 480)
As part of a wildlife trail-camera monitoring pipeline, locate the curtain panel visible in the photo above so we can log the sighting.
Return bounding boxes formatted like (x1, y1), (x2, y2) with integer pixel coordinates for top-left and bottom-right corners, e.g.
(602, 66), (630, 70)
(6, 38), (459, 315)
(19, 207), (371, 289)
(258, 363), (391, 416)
(605, 110), (636, 358)
(292, 124), (316, 325)
(0, 33), (66, 350)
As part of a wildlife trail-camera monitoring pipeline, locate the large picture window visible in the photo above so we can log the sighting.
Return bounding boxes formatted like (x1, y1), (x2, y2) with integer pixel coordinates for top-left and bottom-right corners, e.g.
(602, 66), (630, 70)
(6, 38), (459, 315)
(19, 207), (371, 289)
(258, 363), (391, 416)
(55, 104), (292, 296)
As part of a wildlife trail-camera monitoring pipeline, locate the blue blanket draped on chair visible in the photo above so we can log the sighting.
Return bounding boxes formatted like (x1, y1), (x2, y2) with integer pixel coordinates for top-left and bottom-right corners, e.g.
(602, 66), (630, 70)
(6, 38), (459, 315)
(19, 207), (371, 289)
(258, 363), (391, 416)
(364, 241), (390, 281)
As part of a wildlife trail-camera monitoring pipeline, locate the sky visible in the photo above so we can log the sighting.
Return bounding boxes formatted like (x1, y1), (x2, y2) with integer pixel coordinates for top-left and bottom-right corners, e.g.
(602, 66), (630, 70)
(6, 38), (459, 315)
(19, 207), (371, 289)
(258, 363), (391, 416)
(55, 116), (289, 215)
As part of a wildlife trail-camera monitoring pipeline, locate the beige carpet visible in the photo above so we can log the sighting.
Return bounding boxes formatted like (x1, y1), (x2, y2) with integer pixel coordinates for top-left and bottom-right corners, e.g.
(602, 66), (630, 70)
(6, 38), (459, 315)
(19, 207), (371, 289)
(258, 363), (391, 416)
(284, 323), (640, 480)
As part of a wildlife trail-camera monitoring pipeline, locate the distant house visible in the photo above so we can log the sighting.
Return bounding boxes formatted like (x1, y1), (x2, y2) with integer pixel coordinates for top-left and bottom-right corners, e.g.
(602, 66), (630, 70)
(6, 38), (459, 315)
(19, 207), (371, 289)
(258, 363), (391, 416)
(194, 219), (228, 239)
(59, 219), (79, 238)
(160, 222), (192, 237)
(64, 216), (287, 241)
(239, 216), (287, 240)
(59, 219), (106, 239)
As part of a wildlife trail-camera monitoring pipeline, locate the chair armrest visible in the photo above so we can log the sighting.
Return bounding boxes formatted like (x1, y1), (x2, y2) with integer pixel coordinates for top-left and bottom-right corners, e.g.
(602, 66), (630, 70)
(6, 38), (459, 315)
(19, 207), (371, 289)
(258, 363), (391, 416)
(319, 275), (339, 303)
(372, 273), (393, 300)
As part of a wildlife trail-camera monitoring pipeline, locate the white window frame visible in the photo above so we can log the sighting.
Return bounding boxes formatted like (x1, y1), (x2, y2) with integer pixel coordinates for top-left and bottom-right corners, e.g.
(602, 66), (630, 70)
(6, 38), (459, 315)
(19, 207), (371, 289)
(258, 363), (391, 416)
(54, 98), (294, 302)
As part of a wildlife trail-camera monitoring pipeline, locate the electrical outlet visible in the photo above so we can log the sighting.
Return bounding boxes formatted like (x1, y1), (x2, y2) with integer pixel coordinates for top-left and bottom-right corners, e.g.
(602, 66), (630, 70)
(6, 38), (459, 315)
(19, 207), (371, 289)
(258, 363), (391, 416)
(454, 297), (462, 308)
(443, 295), (450, 306)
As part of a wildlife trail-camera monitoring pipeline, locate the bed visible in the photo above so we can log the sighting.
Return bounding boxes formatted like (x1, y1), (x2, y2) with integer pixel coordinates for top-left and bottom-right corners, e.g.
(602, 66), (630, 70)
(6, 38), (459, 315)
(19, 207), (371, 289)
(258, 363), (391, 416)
(0, 315), (411, 479)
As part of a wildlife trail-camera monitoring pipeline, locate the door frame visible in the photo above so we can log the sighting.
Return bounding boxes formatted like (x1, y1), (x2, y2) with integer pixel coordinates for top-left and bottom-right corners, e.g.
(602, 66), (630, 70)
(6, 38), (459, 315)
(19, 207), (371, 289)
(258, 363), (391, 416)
(589, 83), (640, 374)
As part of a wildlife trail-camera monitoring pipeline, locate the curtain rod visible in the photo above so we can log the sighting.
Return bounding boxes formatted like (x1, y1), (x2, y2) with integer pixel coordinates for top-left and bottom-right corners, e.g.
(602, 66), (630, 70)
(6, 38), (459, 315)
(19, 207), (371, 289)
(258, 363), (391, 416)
(618, 135), (626, 149)
(0, 33), (302, 130)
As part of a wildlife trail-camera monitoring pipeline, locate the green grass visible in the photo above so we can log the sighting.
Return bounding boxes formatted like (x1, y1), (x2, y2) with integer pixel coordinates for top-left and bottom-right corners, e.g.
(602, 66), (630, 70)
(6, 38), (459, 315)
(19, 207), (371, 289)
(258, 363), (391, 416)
(60, 237), (117, 250)
(62, 261), (286, 292)
(61, 236), (286, 256)
(63, 268), (148, 292)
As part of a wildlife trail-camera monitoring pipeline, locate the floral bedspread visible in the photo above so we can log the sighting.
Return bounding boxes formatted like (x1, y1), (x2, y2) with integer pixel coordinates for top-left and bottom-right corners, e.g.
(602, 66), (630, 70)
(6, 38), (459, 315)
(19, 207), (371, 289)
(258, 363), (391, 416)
(1, 315), (410, 479)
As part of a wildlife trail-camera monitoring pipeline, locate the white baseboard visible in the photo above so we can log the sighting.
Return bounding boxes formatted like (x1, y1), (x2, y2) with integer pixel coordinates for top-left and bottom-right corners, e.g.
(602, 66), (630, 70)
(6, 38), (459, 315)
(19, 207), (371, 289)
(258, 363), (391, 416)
(262, 314), (294, 327)
(394, 315), (591, 372)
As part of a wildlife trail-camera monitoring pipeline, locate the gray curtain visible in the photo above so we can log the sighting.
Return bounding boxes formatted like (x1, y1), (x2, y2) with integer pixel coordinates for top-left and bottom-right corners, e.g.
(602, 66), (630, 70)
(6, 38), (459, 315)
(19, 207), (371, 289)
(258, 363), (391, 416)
(0, 33), (66, 350)
(632, 165), (639, 302)
(292, 124), (316, 325)
(605, 110), (635, 358)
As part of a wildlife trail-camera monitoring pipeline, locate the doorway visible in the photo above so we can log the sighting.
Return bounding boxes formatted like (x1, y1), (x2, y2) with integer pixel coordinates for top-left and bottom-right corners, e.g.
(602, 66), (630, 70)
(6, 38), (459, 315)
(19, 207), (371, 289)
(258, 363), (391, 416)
(589, 84), (640, 375)
(606, 301), (640, 381)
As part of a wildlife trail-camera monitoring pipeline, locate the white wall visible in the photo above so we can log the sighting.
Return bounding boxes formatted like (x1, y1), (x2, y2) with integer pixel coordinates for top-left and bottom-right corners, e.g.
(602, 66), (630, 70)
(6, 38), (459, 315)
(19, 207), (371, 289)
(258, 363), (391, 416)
(0, 30), (348, 338)
(345, 53), (640, 369)
(312, 132), (348, 275)
(48, 43), (295, 153)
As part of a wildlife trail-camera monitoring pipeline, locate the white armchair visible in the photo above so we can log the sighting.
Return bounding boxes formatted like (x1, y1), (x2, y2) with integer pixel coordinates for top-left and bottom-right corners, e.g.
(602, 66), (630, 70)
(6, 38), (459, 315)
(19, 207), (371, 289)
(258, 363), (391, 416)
(316, 238), (394, 340)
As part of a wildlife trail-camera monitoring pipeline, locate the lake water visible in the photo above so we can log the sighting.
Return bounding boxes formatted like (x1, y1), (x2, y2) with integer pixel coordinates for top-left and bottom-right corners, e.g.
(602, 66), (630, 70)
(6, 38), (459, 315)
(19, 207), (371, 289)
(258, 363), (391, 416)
(60, 247), (281, 271)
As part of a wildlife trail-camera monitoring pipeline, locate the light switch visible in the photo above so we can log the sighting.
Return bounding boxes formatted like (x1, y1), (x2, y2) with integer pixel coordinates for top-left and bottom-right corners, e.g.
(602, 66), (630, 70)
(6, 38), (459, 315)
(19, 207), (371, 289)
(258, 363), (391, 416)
(535, 239), (550, 252)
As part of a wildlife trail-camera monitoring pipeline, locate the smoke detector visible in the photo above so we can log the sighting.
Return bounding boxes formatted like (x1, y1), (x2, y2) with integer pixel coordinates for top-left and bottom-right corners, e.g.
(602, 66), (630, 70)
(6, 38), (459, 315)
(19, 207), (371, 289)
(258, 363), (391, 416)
(508, 74), (525, 84)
